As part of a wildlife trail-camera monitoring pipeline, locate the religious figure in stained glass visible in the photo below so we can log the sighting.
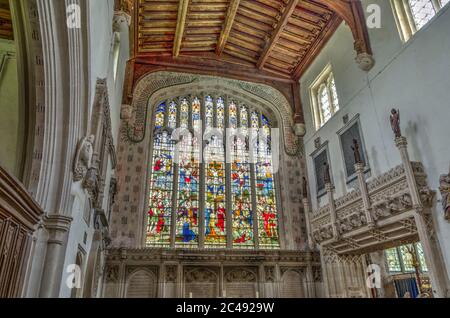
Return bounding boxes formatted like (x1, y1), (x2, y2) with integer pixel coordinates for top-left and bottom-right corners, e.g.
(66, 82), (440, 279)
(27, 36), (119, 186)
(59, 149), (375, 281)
(147, 130), (174, 246)
(146, 95), (280, 249)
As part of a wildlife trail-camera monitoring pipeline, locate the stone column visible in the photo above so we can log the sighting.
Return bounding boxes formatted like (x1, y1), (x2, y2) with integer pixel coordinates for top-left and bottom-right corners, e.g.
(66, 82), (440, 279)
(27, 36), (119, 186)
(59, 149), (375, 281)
(325, 183), (339, 240)
(302, 198), (315, 250)
(395, 137), (422, 209)
(395, 136), (450, 297)
(39, 215), (72, 298)
(355, 163), (375, 227)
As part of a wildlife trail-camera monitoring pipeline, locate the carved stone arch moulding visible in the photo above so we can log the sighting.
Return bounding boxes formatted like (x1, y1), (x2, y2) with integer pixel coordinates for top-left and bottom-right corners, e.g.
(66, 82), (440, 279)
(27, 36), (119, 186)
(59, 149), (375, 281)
(121, 71), (302, 157)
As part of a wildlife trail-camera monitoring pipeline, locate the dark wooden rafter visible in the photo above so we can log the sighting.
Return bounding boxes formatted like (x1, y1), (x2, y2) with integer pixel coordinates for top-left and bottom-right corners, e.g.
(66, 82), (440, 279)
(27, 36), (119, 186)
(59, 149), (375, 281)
(173, 0), (190, 57)
(257, 0), (299, 69)
(216, 0), (241, 55)
(319, 0), (372, 55)
(132, 0), (374, 125)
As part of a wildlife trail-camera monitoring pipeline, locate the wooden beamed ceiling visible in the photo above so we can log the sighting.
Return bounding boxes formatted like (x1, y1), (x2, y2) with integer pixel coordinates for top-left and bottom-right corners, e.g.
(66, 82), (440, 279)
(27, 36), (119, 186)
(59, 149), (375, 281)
(135, 0), (347, 80)
(0, 0), (13, 41)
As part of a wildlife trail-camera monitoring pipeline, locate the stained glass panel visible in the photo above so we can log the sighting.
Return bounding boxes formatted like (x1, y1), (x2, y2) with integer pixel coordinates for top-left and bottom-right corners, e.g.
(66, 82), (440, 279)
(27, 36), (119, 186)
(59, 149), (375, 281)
(155, 102), (166, 129)
(175, 134), (200, 247)
(400, 244), (416, 272)
(229, 101), (238, 128)
(231, 136), (254, 248)
(216, 97), (225, 129)
(180, 98), (189, 128)
(204, 135), (226, 247)
(205, 96), (214, 128)
(240, 105), (249, 130)
(255, 116), (279, 248)
(416, 243), (428, 272)
(192, 97), (201, 130)
(385, 248), (402, 272)
(146, 131), (174, 246)
(168, 101), (177, 129)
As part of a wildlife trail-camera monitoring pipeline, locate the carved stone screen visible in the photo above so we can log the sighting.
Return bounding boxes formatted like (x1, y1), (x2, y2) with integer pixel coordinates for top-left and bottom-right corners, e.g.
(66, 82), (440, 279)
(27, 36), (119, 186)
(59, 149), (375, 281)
(340, 121), (366, 178)
(280, 270), (304, 298)
(184, 268), (219, 298)
(313, 149), (329, 195)
(126, 271), (157, 298)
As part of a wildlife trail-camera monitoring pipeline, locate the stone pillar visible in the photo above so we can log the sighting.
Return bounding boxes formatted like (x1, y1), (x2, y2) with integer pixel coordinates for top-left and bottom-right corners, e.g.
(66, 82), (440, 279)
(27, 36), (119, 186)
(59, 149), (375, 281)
(325, 183), (339, 239)
(302, 198), (314, 249)
(305, 263), (316, 298)
(395, 136), (450, 297)
(355, 163), (375, 227)
(395, 137), (422, 209)
(39, 215), (72, 298)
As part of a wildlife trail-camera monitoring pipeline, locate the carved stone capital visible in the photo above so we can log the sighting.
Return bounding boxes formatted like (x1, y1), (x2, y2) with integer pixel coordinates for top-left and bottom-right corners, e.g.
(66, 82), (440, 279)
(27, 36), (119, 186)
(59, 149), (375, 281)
(113, 11), (131, 31)
(43, 214), (73, 245)
(294, 123), (306, 137)
(356, 53), (375, 72)
(395, 136), (408, 149)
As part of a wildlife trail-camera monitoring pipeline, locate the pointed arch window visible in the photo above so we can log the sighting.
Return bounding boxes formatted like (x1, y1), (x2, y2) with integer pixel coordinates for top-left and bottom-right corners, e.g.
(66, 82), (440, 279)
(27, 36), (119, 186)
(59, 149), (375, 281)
(391, 0), (449, 42)
(310, 65), (340, 129)
(146, 95), (281, 249)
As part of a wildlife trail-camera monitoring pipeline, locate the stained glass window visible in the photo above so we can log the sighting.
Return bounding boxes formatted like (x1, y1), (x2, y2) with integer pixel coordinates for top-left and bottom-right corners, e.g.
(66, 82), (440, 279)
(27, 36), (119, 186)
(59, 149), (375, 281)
(155, 102), (166, 129)
(205, 135), (226, 247)
(205, 96), (214, 128)
(192, 97), (201, 130)
(175, 133), (200, 247)
(311, 67), (340, 129)
(231, 134), (254, 247)
(386, 248), (402, 272)
(416, 242), (428, 272)
(168, 101), (177, 129)
(147, 131), (174, 246)
(146, 96), (280, 249)
(400, 244), (416, 272)
(385, 243), (429, 273)
(180, 98), (189, 128)
(255, 115), (280, 248)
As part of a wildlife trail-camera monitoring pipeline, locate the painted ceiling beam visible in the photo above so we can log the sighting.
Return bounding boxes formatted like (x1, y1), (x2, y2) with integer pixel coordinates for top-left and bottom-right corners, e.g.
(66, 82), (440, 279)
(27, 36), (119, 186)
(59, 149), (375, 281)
(173, 0), (190, 57)
(257, 0), (299, 69)
(216, 0), (241, 56)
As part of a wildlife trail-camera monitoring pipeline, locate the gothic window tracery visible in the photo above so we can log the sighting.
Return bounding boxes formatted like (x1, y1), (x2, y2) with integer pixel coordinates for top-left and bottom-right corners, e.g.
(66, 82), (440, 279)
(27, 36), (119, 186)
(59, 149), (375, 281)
(146, 95), (280, 249)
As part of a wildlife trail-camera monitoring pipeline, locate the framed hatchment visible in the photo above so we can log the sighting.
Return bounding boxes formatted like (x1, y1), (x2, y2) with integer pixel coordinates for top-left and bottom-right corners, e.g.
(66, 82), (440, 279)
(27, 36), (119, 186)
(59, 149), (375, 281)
(337, 114), (369, 183)
(310, 141), (331, 198)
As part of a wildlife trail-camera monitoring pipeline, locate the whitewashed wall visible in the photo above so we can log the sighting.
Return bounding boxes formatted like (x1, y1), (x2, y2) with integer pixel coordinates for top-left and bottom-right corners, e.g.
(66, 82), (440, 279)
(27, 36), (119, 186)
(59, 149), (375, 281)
(59, 0), (129, 298)
(300, 1), (450, 279)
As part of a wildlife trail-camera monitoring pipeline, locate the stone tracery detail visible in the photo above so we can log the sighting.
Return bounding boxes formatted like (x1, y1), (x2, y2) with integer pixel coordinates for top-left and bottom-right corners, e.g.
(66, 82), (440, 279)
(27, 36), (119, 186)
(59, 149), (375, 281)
(122, 71), (301, 156)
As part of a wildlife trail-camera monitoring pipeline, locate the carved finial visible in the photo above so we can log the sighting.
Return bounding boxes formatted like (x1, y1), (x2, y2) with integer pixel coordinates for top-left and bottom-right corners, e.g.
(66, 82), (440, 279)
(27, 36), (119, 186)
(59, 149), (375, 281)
(390, 108), (402, 138)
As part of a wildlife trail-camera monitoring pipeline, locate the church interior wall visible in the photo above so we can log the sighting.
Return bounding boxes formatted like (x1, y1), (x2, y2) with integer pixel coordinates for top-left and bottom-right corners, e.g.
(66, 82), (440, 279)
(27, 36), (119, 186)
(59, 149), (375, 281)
(301, 0), (450, 282)
(0, 38), (23, 178)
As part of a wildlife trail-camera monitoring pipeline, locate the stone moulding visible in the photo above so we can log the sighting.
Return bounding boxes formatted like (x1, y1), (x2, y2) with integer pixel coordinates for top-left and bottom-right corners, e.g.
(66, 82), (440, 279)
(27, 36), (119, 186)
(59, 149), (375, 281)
(105, 247), (319, 264)
(121, 71), (302, 156)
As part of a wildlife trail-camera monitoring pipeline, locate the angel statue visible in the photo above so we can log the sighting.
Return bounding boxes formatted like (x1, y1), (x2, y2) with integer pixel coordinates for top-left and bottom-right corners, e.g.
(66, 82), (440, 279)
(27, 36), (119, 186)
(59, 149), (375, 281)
(390, 109), (402, 138)
(73, 135), (95, 182)
(439, 166), (450, 221)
